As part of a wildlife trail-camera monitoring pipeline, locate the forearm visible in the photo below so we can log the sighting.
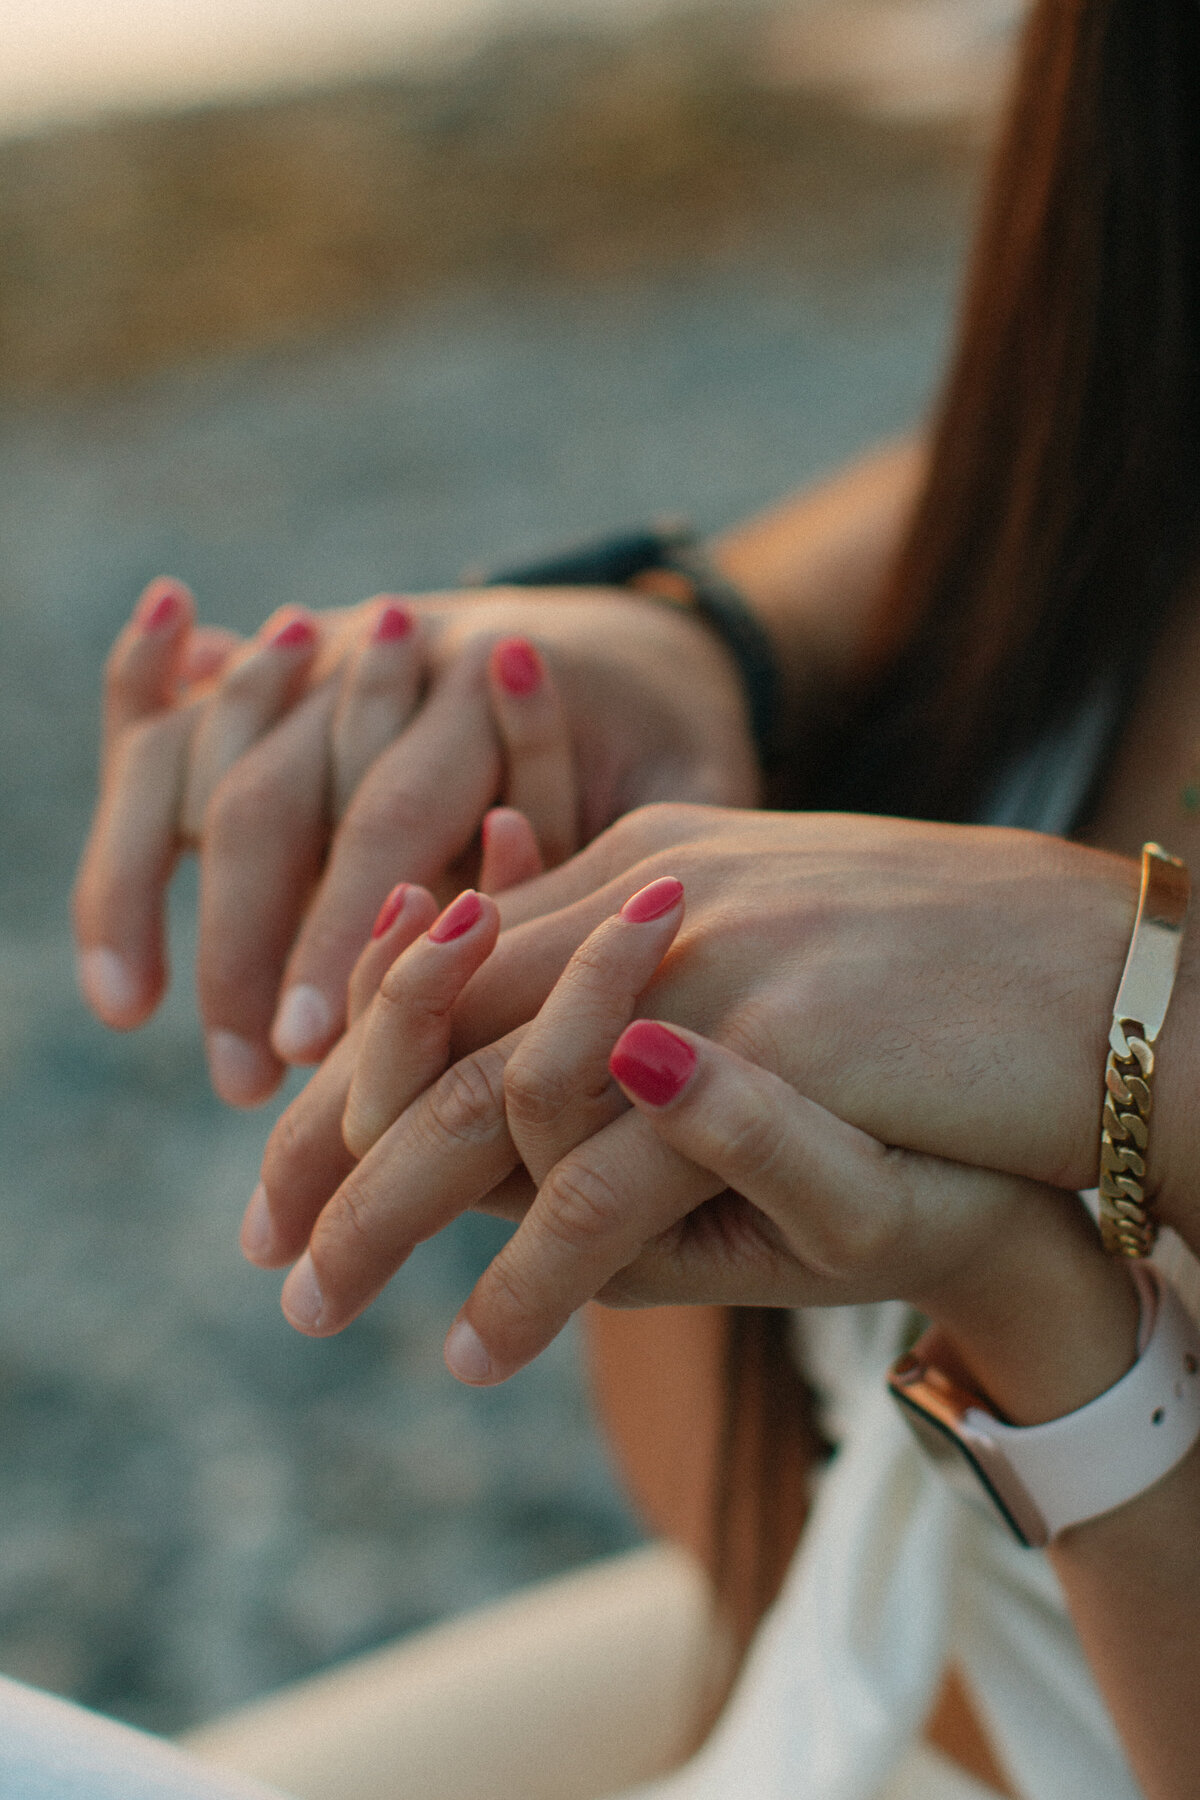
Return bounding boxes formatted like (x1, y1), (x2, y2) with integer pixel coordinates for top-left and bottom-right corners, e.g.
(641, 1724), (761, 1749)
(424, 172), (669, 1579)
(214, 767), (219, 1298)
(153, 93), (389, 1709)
(710, 436), (925, 737)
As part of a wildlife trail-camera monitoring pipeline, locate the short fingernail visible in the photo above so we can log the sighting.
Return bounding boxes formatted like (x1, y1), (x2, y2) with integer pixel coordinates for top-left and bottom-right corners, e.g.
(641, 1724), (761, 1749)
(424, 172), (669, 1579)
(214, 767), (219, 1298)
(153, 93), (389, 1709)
(281, 1252), (325, 1332)
(494, 637), (541, 697)
(429, 889), (482, 944)
(268, 612), (318, 651)
(620, 876), (684, 923)
(609, 1020), (697, 1107)
(206, 1030), (279, 1107)
(444, 1318), (494, 1384)
(372, 601), (414, 644)
(272, 985), (333, 1060)
(136, 584), (185, 634)
(371, 883), (409, 939)
(77, 947), (142, 1022)
(240, 1183), (276, 1266)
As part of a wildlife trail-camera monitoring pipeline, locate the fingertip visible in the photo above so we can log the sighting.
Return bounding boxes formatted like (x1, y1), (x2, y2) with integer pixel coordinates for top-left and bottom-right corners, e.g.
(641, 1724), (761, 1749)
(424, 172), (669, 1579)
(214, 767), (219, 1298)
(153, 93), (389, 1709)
(443, 1316), (499, 1385)
(76, 946), (156, 1029)
(271, 984), (335, 1062)
(609, 1020), (697, 1107)
(491, 637), (542, 699)
(619, 876), (684, 923)
(428, 888), (485, 944)
(207, 1029), (284, 1108)
(240, 1182), (280, 1267)
(280, 1251), (328, 1334)
(134, 577), (193, 637)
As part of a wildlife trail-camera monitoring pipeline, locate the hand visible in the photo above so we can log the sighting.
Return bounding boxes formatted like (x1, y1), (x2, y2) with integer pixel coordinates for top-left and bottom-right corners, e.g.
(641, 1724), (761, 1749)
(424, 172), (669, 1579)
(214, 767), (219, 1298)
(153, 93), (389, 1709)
(74, 579), (758, 1106)
(250, 804), (1155, 1333)
(252, 863), (1139, 1415)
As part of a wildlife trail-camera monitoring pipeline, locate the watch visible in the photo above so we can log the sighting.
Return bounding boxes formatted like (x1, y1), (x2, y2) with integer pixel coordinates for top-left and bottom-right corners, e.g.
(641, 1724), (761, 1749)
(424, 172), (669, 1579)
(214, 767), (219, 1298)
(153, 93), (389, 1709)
(887, 1263), (1200, 1547)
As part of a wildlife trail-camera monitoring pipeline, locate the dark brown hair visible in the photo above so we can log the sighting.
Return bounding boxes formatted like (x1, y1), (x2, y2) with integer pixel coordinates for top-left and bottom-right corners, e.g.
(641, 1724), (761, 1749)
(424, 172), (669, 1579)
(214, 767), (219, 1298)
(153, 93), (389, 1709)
(836, 0), (1200, 824)
(719, 0), (1200, 1646)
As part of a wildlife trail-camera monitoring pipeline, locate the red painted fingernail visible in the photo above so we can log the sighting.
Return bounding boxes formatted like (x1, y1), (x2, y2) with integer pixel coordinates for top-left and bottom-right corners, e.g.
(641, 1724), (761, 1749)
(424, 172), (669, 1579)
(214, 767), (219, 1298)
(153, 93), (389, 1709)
(429, 889), (483, 943)
(610, 1020), (696, 1107)
(372, 601), (414, 644)
(137, 586), (184, 633)
(371, 883), (409, 939)
(268, 613), (317, 651)
(494, 637), (541, 697)
(620, 877), (684, 923)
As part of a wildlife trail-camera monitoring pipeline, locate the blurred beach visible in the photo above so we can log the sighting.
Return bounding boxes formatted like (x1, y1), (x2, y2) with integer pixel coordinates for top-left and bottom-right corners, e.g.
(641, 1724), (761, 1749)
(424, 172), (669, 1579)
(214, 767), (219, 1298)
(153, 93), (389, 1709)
(0, 0), (1004, 1739)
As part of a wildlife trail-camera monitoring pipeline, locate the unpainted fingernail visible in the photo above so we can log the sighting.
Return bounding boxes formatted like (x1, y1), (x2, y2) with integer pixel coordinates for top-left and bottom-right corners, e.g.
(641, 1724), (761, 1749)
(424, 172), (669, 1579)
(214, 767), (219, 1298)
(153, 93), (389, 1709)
(428, 889), (482, 944)
(371, 883), (409, 940)
(281, 1252), (325, 1332)
(268, 613), (318, 651)
(240, 1184), (276, 1266)
(136, 585), (185, 634)
(372, 601), (415, 644)
(609, 1020), (696, 1107)
(206, 1030), (279, 1107)
(272, 985), (333, 1060)
(444, 1318), (495, 1384)
(620, 876), (684, 923)
(494, 637), (541, 697)
(77, 947), (142, 1022)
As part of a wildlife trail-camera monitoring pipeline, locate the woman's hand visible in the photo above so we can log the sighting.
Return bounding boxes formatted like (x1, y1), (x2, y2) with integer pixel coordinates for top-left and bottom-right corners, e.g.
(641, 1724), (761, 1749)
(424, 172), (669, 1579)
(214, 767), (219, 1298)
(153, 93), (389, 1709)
(254, 804), (1156, 1309)
(73, 577), (757, 1105)
(251, 860), (1139, 1415)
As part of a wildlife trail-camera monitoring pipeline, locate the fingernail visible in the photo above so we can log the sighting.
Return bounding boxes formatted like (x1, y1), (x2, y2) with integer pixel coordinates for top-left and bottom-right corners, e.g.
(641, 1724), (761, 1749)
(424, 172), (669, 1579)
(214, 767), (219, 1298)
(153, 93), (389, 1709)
(272, 984), (333, 1059)
(136, 585), (184, 634)
(240, 1184), (276, 1266)
(206, 1030), (278, 1106)
(429, 889), (482, 944)
(620, 876), (684, 923)
(494, 637), (541, 697)
(609, 1020), (696, 1107)
(77, 947), (142, 1021)
(444, 1318), (494, 1383)
(281, 1252), (325, 1332)
(268, 613), (317, 651)
(372, 601), (414, 644)
(371, 883), (409, 939)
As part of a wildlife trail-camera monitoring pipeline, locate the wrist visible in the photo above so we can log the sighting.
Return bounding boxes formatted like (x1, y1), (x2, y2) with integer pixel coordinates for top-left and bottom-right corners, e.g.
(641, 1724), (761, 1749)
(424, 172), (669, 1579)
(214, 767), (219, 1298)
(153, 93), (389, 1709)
(917, 1195), (1141, 1427)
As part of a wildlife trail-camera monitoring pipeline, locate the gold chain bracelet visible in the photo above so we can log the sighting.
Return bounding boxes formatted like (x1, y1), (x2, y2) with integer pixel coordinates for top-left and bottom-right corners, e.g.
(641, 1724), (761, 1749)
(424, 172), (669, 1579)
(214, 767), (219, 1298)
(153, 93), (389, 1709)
(1099, 844), (1190, 1258)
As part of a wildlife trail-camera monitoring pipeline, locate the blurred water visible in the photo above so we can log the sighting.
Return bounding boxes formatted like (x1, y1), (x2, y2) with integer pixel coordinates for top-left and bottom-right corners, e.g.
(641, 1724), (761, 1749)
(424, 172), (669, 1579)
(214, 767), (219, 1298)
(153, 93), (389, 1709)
(0, 234), (963, 1729)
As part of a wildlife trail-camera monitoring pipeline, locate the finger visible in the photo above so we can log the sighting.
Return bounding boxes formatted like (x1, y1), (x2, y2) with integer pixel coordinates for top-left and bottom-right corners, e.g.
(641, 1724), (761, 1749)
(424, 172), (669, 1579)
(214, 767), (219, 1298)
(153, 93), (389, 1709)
(180, 609), (320, 843)
(73, 702), (198, 1027)
(478, 807), (544, 895)
(179, 625), (242, 690)
(244, 1024), (365, 1269)
(331, 599), (422, 817)
(270, 664), (502, 1064)
(606, 1021), (1016, 1305)
(281, 1033), (524, 1335)
(445, 1109), (718, 1384)
(346, 882), (439, 1025)
(487, 637), (578, 867)
(342, 888), (500, 1159)
(503, 876), (684, 1186)
(102, 578), (194, 760)
(197, 680), (338, 1106)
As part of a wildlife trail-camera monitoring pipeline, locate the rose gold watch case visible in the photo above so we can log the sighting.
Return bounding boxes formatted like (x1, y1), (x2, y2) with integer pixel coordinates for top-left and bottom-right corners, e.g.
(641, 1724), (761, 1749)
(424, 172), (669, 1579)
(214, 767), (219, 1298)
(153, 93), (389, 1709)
(887, 1352), (1050, 1549)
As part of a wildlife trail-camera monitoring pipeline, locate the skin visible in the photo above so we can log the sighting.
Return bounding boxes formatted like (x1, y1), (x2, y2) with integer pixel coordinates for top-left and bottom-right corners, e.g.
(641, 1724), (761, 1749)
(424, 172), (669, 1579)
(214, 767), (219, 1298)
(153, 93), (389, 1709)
(72, 441), (920, 1106)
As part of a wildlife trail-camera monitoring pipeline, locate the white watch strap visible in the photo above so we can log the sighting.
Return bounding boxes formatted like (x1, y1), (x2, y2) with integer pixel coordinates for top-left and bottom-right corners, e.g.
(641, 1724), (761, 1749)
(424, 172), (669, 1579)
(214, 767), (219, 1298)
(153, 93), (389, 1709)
(968, 1265), (1200, 1540)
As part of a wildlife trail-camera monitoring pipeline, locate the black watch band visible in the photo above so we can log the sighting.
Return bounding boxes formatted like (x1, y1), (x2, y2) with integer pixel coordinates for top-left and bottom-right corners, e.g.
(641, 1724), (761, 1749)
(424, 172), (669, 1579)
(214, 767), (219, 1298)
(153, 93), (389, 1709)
(474, 521), (782, 770)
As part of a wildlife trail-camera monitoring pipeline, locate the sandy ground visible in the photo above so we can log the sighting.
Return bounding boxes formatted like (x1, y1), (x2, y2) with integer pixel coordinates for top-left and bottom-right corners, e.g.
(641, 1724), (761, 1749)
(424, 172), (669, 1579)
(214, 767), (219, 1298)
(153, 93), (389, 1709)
(0, 28), (978, 1739)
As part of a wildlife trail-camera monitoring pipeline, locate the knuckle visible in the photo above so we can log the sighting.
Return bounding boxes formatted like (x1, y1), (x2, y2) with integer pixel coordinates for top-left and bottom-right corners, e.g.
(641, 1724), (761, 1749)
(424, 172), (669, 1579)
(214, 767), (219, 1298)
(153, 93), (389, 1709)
(503, 1045), (570, 1133)
(205, 766), (284, 848)
(422, 1049), (508, 1150)
(719, 1099), (787, 1192)
(536, 1159), (625, 1252)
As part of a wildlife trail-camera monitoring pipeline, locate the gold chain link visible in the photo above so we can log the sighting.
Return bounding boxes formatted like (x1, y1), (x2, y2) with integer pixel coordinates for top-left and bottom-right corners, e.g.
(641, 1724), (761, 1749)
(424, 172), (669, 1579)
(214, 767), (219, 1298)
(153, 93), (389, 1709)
(1099, 1020), (1157, 1258)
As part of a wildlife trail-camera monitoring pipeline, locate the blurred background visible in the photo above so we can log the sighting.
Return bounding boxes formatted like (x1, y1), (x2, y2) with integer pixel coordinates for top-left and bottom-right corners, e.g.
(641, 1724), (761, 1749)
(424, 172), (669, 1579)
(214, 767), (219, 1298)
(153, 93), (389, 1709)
(0, 0), (1018, 1738)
